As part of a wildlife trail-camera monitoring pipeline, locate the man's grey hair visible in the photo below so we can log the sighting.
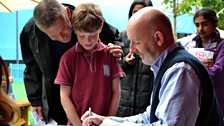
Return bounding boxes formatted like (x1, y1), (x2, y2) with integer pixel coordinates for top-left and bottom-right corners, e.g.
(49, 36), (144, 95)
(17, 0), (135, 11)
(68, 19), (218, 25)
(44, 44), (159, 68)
(33, 0), (66, 29)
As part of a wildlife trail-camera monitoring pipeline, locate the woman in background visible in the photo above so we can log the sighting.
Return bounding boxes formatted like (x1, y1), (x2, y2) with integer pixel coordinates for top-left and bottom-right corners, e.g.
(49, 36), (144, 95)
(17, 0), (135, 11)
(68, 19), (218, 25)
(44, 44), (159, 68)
(184, 7), (224, 116)
(0, 56), (19, 125)
(116, 0), (154, 117)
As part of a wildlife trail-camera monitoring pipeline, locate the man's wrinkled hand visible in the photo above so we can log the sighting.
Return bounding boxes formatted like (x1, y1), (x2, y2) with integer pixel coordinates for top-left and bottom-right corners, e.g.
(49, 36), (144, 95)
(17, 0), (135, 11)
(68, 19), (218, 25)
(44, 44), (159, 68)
(32, 106), (44, 121)
(107, 43), (123, 62)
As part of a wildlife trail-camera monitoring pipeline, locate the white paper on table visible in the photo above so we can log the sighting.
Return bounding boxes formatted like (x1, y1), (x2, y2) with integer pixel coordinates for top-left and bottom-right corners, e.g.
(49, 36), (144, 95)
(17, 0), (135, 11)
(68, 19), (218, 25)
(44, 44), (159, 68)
(31, 111), (58, 126)
(187, 48), (214, 60)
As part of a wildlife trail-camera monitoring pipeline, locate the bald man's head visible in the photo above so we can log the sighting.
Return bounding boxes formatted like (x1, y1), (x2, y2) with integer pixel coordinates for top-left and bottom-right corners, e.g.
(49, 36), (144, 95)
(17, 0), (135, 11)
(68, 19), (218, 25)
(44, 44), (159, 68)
(127, 7), (174, 46)
(127, 7), (175, 65)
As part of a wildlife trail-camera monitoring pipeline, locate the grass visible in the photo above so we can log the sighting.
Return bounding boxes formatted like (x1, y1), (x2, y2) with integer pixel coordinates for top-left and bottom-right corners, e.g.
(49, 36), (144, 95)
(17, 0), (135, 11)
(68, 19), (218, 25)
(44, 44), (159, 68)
(12, 82), (35, 126)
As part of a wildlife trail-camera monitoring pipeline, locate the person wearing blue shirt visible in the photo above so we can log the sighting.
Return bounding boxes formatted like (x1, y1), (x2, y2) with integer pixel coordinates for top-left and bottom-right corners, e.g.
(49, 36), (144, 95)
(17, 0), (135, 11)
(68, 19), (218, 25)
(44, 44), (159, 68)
(81, 7), (224, 126)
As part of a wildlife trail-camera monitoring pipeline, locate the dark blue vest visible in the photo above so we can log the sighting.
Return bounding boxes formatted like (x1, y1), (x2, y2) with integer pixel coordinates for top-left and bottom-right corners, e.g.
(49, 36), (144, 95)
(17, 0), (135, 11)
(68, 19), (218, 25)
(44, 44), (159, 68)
(150, 46), (224, 126)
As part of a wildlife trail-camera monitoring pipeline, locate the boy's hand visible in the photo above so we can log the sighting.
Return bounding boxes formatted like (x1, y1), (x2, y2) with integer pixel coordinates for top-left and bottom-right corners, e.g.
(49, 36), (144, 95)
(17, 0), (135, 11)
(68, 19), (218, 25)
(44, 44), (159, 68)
(81, 111), (104, 126)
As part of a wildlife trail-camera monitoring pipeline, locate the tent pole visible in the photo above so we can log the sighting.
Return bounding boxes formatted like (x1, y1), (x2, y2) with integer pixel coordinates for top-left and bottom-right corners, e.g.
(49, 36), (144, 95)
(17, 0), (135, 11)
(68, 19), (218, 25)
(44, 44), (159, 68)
(16, 11), (19, 64)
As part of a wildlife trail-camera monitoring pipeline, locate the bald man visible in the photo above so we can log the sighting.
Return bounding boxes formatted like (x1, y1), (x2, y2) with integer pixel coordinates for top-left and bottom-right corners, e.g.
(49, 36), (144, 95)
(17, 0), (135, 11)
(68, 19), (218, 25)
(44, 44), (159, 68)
(81, 7), (224, 126)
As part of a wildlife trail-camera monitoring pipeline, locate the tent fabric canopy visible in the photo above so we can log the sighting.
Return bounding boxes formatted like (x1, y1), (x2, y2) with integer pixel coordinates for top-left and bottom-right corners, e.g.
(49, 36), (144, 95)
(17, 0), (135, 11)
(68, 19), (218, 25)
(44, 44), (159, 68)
(0, 0), (38, 12)
(167, 13), (196, 34)
(0, 0), (39, 62)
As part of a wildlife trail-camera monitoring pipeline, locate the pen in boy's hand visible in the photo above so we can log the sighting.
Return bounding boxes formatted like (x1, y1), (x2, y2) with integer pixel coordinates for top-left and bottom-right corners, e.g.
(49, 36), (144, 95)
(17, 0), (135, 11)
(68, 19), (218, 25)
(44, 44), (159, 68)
(88, 107), (97, 126)
(89, 107), (92, 116)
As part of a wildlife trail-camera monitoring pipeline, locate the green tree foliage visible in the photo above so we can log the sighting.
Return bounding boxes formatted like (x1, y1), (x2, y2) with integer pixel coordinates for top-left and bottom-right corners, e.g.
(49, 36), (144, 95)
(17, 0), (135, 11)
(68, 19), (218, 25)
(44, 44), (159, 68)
(162, 0), (201, 39)
(201, 0), (224, 30)
(163, 0), (200, 15)
(163, 0), (224, 37)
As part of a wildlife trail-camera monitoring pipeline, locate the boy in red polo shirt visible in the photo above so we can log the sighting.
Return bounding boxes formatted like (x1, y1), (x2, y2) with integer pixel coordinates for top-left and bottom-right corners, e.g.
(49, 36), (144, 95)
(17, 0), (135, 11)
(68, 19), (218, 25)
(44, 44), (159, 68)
(54, 3), (125, 126)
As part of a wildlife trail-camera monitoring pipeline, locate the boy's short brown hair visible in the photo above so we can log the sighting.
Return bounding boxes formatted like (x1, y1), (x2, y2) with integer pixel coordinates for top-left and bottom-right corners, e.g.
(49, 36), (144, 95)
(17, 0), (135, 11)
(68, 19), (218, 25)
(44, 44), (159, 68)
(72, 3), (104, 33)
